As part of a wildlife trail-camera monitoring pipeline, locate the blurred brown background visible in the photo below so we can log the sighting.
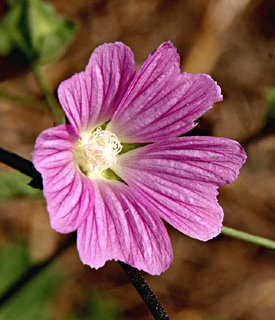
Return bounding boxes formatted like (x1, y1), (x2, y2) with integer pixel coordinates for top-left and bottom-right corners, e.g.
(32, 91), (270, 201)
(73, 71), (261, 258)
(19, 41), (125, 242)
(0, 0), (274, 319)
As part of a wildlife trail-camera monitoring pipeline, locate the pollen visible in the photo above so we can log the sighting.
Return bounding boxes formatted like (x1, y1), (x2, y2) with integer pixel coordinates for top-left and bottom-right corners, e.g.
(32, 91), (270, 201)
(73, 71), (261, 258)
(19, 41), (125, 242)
(74, 127), (122, 175)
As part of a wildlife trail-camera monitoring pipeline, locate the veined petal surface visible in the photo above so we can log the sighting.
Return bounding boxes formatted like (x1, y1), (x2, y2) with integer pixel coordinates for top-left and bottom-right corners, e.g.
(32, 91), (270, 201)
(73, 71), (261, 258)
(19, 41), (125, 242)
(108, 42), (222, 142)
(77, 179), (172, 275)
(58, 42), (136, 133)
(32, 125), (94, 233)
(114, 136), (247, 240)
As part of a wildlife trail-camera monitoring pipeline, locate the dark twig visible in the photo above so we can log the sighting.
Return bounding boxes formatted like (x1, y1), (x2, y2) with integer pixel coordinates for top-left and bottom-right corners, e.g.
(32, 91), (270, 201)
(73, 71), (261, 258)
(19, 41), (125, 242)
(0, 147), (42, 189)
(0, 147), (170, 319)
(119, 261), (170, 320)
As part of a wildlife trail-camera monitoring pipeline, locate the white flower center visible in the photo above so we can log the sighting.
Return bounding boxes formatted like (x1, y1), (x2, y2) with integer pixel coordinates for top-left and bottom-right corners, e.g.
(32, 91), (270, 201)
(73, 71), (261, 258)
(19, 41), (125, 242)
(74, 127), (122, 175)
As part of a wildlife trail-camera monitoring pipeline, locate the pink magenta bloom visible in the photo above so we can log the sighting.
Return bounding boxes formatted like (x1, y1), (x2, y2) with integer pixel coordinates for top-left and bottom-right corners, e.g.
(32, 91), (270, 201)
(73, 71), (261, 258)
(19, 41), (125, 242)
(33, 42), (246, 275)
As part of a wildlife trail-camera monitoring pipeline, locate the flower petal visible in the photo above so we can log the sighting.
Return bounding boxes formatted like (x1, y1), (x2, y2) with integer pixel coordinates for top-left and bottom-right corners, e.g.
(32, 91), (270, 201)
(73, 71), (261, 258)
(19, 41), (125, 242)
(113, 136), (246, 240)
(58, 42), (136, 133)
(108, 42), (222, 142)
(77, 179), (172, 275)
(32, 124), (94, 233)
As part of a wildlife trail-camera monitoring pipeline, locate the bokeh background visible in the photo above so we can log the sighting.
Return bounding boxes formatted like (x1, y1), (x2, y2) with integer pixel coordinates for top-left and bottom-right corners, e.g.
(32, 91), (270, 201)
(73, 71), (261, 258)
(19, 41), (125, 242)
(0, 0), (274, 319)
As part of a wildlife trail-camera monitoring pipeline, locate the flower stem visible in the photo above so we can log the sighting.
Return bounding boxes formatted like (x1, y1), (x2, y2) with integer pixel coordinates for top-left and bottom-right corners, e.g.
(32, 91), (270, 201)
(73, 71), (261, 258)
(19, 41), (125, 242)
(0, 148), (169, 319)
(1, 148), (274, 318)
(221, 226), (275, 250)
(32, 64), (64, 124)
(118, 261), (170, 320)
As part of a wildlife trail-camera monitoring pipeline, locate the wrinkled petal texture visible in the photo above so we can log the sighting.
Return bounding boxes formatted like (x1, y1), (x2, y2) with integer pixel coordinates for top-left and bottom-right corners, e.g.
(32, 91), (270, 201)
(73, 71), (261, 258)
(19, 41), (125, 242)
(77, 179), (172, 275)
(108, 42), (222, 142)
(58, 42), (136, 134)
(114, 137), (247, 240)
(32, 125), (94, 233)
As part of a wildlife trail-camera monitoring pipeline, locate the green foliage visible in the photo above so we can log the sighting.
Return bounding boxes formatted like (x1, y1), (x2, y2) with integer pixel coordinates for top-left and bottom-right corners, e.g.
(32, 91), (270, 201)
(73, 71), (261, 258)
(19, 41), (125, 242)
(0, 171), (42, 200)
(66, 293), (124, 320)
(0, 0), (78, 66)
(262, 87), (275, 134)
(0, 242), (62, 320)
(0, 243), (31, 296)
(264, 87), (275, 122)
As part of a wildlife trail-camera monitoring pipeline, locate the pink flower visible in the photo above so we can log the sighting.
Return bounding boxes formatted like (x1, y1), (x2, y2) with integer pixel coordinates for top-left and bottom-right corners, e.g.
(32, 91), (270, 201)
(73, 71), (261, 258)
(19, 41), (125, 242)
(32, 42), (246, 275)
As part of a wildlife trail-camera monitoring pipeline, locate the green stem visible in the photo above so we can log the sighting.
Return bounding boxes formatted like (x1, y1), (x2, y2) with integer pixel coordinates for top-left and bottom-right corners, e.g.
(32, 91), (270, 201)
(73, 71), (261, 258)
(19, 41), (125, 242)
(32, 64), (64, 124)
(221, 226), (275, 250)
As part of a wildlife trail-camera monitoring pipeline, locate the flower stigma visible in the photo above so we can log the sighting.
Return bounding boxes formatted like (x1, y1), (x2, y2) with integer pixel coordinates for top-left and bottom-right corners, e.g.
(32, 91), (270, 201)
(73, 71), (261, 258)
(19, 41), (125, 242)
(74, 127), (122, 177)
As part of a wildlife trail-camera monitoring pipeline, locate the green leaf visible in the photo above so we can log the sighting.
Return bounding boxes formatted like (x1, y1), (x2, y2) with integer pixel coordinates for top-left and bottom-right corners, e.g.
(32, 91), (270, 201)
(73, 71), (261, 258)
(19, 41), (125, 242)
(262, 87), (275, 134)
(0, 243), (31, 296)
(0, 0), (78, 65)
(0, 244), (62, 320)
(66, 292), (124, 320)
(264, 87), (275, 121)
(0, 171), (42, 200)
